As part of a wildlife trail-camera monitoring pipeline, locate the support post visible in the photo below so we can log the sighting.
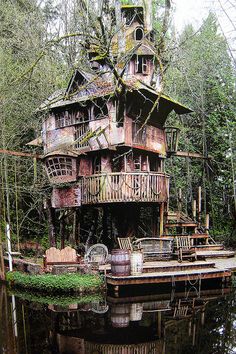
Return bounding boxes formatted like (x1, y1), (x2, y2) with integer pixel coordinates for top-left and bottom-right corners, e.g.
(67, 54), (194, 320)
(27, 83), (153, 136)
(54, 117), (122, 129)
(159, 203), (164, 237)
(205, 214), (209, 233)
(59, 212), (65, 250)
(198, 187), (202, 225)
(46, 198), (56, 247)
(157, 312), (162, 338)
(192, 200), (197, 220)
(6, 223), (13, 272)
(0, 224), (5, 280)
(178, 188), (182, 213)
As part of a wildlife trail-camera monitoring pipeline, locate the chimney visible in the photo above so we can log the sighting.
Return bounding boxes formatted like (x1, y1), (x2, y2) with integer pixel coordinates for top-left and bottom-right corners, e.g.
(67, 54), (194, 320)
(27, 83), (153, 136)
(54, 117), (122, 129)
(143, 0), (153, 32)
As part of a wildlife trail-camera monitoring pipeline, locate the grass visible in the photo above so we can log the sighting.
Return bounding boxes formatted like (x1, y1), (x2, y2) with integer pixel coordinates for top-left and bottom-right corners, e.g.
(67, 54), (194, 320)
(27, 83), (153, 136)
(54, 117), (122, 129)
(6, 271), (105, 294)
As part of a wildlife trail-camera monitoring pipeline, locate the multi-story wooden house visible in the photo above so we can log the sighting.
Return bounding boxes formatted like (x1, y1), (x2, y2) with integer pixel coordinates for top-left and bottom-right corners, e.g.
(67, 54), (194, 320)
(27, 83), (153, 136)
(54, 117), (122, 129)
(40, 5), (192, 245)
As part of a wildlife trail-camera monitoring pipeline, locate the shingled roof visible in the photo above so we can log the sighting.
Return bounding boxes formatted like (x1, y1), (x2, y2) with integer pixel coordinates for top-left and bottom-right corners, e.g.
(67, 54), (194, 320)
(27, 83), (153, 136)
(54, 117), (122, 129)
(38, 69), (192, 115)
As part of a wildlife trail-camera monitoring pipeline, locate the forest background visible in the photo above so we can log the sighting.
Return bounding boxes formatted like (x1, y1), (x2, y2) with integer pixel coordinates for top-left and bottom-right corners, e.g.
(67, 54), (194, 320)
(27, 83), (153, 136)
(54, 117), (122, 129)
(0, 0), (235, 250)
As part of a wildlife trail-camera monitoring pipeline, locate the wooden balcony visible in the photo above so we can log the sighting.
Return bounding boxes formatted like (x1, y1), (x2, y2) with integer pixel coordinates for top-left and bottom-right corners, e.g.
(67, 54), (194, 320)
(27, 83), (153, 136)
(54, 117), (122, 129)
(81, 172), (169, 205)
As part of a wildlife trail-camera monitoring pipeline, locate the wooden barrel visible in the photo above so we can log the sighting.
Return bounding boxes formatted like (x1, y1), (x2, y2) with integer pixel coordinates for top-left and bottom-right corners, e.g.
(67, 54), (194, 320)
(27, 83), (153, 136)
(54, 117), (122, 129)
(111, 249), (130, 276)
(111, 304), (130, 328)
(130, 251), (143, 275)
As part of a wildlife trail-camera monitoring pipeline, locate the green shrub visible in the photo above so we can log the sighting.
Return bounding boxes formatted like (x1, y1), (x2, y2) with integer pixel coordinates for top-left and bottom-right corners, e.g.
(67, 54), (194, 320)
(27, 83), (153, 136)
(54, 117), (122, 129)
(6, 271), (104, 294)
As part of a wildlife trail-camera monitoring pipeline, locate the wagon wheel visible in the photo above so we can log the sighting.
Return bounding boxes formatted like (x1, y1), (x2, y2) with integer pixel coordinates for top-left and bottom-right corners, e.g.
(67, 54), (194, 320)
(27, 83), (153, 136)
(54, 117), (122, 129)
(91, 301), (109, 314)
(84, 243), (108, 264)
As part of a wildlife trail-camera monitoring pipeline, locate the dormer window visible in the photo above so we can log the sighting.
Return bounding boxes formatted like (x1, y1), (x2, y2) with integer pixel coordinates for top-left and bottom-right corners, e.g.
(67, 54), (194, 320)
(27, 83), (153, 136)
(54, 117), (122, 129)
(134, 27), (144, 41)
(135, 56), (149, 75)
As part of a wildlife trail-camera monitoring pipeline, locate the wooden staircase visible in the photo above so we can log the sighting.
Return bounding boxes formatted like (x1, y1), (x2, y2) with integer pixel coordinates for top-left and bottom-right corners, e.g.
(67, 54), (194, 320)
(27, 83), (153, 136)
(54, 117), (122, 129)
(164, 210), (234, 258)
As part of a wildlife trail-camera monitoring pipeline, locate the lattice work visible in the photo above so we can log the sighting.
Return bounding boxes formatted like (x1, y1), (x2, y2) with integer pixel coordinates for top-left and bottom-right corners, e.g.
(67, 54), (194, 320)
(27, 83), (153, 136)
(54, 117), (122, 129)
(74, 123), (90, 148)
(46, 157), (73, 178)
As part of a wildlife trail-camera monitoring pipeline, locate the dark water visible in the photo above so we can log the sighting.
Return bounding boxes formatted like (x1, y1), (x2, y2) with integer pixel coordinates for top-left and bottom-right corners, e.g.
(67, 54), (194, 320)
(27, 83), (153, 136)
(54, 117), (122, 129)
(1, 284), (236, 354)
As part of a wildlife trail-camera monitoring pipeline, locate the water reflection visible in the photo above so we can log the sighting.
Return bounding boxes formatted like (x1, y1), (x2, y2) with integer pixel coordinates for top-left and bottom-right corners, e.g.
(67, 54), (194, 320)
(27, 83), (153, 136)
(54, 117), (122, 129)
(0, 284), (236, 354)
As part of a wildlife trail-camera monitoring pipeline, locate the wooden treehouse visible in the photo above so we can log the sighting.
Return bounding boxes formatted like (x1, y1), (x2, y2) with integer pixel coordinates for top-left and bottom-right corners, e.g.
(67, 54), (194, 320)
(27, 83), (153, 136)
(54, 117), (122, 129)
(35, 4), (229, 258)
(38, 5), (193, 246)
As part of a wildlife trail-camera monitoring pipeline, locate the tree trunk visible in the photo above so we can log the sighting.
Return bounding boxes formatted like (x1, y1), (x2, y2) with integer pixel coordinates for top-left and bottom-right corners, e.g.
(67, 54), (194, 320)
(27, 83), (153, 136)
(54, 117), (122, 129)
(46, 198), (56, 247)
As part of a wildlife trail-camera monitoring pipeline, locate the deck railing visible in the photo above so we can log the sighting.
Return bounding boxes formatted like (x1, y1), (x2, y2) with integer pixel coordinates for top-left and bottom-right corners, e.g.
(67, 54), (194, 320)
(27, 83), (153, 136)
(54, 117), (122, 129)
(81, 172), (169, 204)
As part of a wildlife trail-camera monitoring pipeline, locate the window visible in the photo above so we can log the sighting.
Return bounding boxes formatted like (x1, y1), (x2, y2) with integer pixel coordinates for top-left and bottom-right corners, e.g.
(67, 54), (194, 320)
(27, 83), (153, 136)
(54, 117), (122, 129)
(132, 122), (147, 145)
(74, 124), (90, 149)
(46, 157), (73, 178)
(148, 30), (155, 42)
(135, 56), (149, 75)
(134, 27), (144, 41)
(149, 156), (159, 172)
(112, 154), (123, 173)
(133, 156), (141, 171)
(93, 99), (108, 120)
(55, 107), (90, 128)
(93, 156), (101, 174)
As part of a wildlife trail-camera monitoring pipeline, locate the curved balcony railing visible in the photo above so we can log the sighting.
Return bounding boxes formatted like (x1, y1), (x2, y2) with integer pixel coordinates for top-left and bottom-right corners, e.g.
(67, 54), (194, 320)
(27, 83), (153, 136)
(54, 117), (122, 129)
(81, 172), (169, 205)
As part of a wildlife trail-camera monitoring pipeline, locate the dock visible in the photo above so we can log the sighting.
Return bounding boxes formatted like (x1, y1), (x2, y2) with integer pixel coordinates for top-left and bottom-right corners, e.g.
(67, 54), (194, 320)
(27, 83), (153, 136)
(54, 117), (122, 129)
(104, 254), (235, 295)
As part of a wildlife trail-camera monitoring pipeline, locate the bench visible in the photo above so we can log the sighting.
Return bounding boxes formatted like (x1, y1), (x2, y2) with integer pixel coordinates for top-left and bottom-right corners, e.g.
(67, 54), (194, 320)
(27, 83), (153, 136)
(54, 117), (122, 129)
(43, 246), (80, 271)
(133, 237), (174, 261)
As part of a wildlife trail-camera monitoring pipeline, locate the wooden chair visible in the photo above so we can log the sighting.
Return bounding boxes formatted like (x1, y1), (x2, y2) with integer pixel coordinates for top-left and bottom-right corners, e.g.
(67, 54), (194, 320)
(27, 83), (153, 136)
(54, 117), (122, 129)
(173, 299), (189, 318)
(175, 236), (197, 262)
(117, 237), (133, 251)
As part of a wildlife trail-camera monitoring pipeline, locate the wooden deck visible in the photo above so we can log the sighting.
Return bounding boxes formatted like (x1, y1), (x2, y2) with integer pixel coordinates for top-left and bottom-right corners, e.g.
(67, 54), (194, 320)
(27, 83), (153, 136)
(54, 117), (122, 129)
(196, 250), (235, 258)
(106, 268), (231, 287)
(105, 255), (236, 292)
(100, 260), (216, 273)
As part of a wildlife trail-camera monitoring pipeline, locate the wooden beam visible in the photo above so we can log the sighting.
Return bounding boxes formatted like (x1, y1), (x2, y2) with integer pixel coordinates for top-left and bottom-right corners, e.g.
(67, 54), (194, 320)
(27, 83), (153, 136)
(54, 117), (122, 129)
(175, 151), (212, 159)
(0, 149), (42, 159)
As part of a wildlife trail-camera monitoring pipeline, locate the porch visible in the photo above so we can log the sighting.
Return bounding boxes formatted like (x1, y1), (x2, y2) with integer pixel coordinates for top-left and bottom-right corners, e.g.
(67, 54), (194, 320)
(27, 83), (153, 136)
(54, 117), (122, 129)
(81, 172), (169, 204)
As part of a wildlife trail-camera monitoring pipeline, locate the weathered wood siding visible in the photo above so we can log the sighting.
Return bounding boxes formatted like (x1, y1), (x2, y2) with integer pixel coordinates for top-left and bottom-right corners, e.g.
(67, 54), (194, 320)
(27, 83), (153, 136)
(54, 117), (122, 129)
(51, 186), (81, 208)
(124, 117), (166, 155)
(43, 117), (125, 153)
(44, 126), (75, 153)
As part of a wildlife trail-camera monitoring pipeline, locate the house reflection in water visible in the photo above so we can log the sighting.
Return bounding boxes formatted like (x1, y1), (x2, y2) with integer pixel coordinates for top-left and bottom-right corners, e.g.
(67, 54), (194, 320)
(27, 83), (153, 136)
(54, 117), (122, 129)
(0, 285), (234, 354)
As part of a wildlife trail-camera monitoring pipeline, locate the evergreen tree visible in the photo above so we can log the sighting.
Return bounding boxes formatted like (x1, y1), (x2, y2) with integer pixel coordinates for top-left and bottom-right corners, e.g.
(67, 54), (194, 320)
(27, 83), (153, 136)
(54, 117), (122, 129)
(165, 14), (236, 240)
